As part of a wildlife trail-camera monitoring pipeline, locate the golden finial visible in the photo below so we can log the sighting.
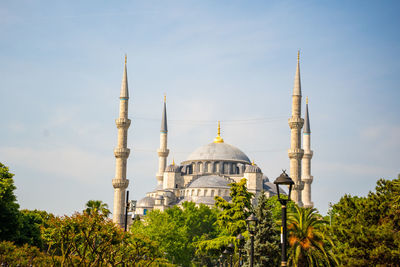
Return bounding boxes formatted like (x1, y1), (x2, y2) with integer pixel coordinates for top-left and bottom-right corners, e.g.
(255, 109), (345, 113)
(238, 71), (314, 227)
(164, 94), (166, 103)
(172, 158), (175, 165)
(251, 160), (255, 166)
(306, 96), (309, 105)
(213, 121), (224, 143)
(125, 54), (127, 64)
(297, 50), (300, 63)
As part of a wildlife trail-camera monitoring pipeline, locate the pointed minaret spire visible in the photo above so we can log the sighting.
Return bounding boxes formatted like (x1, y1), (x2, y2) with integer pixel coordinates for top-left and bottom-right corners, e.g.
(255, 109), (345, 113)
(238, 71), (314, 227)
(120, 54), (129, 99)
(303, 97), (311, 134)
(214, 121), (224, 143)
(161, 94), (168, 133)
(112, 55), (132, 228)
(302, 97), (314, 207)
(157, 94), (170, 186)
(293, 50), (302, 97)
(288, 51), (304, 207)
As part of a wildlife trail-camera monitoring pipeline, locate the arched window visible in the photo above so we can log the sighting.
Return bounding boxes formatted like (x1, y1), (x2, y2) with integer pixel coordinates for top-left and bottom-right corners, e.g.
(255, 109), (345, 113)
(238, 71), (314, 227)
(211, 190), (215, 197)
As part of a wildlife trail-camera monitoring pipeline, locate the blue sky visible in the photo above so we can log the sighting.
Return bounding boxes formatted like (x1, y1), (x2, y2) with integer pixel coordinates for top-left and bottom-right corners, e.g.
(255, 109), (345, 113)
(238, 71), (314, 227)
(1, 1), (399, 215)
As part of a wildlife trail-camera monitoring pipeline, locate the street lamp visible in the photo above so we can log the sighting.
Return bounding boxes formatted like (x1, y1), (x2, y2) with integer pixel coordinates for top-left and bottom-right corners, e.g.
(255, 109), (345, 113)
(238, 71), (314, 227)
(236, 233), (245, 266)
(219, 254), (224, 267)
(273, 170), (294, 267)
(246, 213), (258, 267)
(227, 243), (234, 267)
(223, 249), (230, 267)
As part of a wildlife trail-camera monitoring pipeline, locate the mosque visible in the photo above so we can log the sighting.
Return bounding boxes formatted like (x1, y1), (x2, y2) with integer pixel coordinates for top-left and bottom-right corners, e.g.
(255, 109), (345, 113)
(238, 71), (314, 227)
(111, 53), (314, 227)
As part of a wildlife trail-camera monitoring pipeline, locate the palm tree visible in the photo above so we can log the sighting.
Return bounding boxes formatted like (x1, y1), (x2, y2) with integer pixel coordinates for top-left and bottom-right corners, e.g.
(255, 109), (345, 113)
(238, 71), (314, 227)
(84, 200), (111, 218)
(287, 206), (338, 267)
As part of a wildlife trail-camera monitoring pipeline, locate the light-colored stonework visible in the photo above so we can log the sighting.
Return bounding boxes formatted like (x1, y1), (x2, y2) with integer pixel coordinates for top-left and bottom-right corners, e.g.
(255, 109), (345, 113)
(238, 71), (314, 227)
(112, 52), (314, 221)
(112, 56), (130, 228)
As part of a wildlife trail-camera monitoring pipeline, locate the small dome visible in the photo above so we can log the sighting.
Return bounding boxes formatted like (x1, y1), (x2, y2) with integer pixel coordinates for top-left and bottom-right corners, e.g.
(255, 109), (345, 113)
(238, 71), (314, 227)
(137, 196), (155, 208)
(178, 196), (231, 206)
(263, 181), (287, 195)
(165, 164), (180, 173)
(188, 175), (231, 188)
(185, 142), (250, 163)
(245, 164), (261, 173)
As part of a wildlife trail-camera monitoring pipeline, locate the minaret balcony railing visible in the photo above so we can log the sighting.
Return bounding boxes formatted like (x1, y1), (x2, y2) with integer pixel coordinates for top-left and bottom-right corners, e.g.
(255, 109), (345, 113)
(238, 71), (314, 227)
(157, 148), (170, 157)
(301, 175), (313, 183)
(288, 117), (304, 129)
(293, 181), (305, 191)
(115, 118), (131, 129)
(302, 151), (313, 158)
(112, 178), (129, 189)
(288, 149), (304, 159)
(114, 148), (131, 158)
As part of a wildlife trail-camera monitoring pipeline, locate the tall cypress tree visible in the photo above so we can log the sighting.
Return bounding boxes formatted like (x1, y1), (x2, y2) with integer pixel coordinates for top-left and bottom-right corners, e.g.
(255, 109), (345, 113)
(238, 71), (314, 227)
(0, 162), (20, 241)
(244, 192), (280, 266)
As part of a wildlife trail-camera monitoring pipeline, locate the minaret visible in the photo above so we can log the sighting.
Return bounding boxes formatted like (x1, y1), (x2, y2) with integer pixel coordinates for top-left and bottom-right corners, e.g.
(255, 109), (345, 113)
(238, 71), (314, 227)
(156, 95), (169, 186)
(288, 51), (304, 206)
(302, 97), (314, 207)
(112, 55), (131, 227)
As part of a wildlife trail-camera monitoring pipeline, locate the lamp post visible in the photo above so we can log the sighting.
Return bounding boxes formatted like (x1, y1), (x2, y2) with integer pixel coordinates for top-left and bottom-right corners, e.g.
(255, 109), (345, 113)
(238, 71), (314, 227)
(227, 243), (234, 267)
(236, 233), (245, 266)
(223, 249), (229, 267)
(246, 213), (258, 267)
(219, 254), (224, 267)
(273, 170), (294, 267)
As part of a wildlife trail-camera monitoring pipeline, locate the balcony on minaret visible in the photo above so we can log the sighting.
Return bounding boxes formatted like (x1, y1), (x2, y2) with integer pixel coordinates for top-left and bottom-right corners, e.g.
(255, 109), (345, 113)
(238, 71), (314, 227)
(112, 178), (129, 189)
(114, 148), (130, 158)
(157, 148), (169, 157)
(115, 118), (131, 129)
(288, 117), (304, 129)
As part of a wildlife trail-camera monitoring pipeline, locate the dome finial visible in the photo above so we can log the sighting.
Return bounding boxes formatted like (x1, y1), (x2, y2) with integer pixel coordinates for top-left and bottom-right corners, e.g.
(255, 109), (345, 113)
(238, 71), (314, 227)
(164, 93), (166, 103)
(172, 158), (175, 165)
(214, 121), (224, 143)
(125, 54), (127, 64)
(306, 96), (308, 105)
(252, 160), (255, 166)
(297, 50), (300, 63)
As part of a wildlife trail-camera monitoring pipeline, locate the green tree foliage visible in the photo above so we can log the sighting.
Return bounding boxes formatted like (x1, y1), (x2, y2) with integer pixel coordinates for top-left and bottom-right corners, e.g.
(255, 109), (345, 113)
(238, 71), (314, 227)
(15, 209), (54, 248)
(84, 200), (111, 218)
(42, 212), (163, 266)
(287, 206), (337, 267)
(132, 201), (219, 266)
(0, 162), (20, 241)
(330, 175), (400, 266)
(0, 241), (52, 266)
(243, 192), (280, 266)
(197, 178), (253, 261)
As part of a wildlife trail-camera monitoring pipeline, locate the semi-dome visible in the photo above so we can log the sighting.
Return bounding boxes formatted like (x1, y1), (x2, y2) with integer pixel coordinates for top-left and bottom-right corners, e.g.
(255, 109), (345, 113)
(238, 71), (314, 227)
(245, 164), (261, 173)
(137, 196), (155, 208)
(185, 142), (251, 163)
(188, 175), (231, 188)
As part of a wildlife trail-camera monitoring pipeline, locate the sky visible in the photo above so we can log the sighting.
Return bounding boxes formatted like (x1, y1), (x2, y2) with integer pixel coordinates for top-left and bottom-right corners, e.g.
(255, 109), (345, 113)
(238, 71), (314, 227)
(0, 0), (399, 216)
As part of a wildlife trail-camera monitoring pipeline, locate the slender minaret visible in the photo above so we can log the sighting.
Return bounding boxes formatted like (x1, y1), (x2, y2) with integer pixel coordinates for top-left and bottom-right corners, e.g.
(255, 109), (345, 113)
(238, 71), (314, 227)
(156, 95), (169, 186)
(288, 51), (304, 206)
(112, 55), (131, 227)
(302, 97), (314, 207)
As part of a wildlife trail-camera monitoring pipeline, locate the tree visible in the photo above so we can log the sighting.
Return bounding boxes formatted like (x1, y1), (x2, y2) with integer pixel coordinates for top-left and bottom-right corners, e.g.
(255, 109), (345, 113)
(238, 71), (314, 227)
(197, 178), (253, 261)
(0, 162), (20, 241)
(243, 192), (280, 266)
(42, 212), (163, 266)
(330, 175), (400, 266)
(287, 206), (337, 267)
(84, 200), (111, 218)
(15, 209), (54, 248)
(131, 201), (219, 266)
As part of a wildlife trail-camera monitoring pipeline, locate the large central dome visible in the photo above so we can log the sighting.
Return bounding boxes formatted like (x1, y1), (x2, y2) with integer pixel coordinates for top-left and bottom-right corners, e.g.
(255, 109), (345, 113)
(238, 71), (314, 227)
(186, 142), (251, 163)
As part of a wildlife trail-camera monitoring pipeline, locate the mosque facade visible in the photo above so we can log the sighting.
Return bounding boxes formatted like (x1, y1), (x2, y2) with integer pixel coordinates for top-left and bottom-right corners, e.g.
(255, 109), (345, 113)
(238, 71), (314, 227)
(112, 53), (314, 227)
